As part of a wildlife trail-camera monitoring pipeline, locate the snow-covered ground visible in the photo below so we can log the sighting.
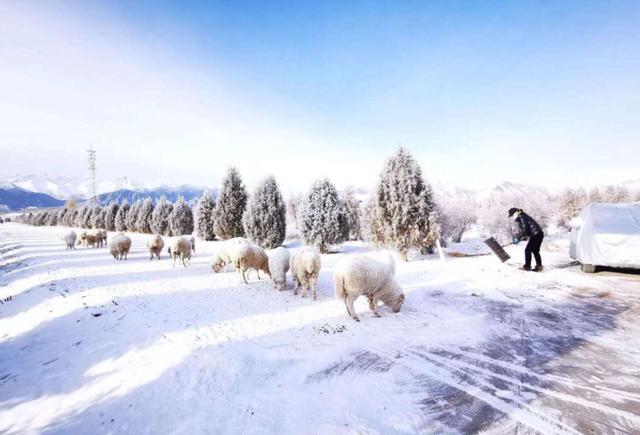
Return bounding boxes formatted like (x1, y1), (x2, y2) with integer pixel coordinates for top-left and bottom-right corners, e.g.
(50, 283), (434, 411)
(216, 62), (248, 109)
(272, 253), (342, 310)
(1, 223), (639, 434)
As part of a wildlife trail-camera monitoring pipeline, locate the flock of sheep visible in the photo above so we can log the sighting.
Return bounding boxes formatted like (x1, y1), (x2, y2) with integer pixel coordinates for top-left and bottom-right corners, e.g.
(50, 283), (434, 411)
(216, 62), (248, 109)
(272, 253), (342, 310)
(61, 229), (405, 321)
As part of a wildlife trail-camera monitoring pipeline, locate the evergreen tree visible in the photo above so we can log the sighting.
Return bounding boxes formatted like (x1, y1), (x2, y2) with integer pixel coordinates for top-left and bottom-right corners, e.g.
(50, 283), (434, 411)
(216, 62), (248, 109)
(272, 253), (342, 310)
(126, 199), (143, 232)
(136, 198), (155, 234)
(299, 178), (347, 253)
(105, 201), (119, 231)
(169, 196), (194, 236)
(80, 206), (93, 228)
(47, 210), (59, 226)
(67, 209), (79, 227)
(242, 176), (286, 248)
(213, 167), (247, 240)
(57, 208), (67, 226)
(341, 187), (362, 240)
(195, 191), (216, 241)
(115, 200), (130, 231)
(91, 206), (106, 229)
(151, 196), (173, 236)
(365, 147), (435, 261)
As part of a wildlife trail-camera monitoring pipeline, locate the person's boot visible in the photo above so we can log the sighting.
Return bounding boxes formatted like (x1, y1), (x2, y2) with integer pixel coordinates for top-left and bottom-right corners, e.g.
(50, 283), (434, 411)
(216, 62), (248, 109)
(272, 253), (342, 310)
(520, 265), (531, 271)
(533, 265), (544, 272)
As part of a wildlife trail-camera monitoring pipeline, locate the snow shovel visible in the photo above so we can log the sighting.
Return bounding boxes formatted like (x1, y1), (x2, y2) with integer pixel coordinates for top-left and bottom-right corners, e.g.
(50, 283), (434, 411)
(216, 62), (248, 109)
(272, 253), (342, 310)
(484, 237), (513, 263)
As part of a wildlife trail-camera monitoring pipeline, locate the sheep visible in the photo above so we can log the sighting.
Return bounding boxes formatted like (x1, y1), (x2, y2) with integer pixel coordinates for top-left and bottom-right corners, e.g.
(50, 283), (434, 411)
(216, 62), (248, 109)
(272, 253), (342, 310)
(167, 236), (193, 267)
(290, 247), (322, 300)
(333, 254), (405, 322)
(63, 230), (77, 250)
(146, 234), (165, 260)
(268, 247), (290, 290)
(91, 229), (107, 247)
(109, 234), (132, 261)
(235, 243), (270, 284)
(211, 237), (252, 273)
(77, 231), (99, 248)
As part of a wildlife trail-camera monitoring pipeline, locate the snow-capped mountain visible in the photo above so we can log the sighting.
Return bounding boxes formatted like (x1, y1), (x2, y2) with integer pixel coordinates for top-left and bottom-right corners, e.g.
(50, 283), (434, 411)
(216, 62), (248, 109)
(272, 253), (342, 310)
(0, 174), (142, 200)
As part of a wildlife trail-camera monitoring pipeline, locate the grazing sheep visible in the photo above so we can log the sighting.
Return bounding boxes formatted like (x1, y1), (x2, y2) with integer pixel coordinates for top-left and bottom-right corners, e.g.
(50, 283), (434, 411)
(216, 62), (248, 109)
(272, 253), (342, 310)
(268, 247), (290, 290)
(167, 236), (193, 267)
(235, 243), (270, 284)
(333, 254), (405, 322)
(211, 237), (252, 273)
(109, 234), (132, 261)
(91, 229), (107, 247)
(146, 234), (165, 260)
(77, 231), (99, 248)
(290, 247), (321, 300)
(63, 230), (77, 250)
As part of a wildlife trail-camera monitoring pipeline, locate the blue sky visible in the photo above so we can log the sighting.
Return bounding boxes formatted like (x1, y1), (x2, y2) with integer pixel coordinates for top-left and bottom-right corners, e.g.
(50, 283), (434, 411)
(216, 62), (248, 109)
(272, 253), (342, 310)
(1, 0), (639, 192)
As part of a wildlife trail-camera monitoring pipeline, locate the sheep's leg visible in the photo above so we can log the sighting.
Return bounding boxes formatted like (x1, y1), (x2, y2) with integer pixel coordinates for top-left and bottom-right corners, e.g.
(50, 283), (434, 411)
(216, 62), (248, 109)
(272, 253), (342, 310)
(345, 295), (359, 321)
(311, 278), (318, 301)
(301, 278), (308, 298)
(370, 296), (381, 317)
(241, 268), (248, 284)
(172, 255), (176, 268)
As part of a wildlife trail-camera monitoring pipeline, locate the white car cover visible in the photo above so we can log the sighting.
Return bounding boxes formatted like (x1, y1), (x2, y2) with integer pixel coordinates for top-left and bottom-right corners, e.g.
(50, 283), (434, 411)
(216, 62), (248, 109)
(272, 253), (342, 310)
(570, 202), (640, 268)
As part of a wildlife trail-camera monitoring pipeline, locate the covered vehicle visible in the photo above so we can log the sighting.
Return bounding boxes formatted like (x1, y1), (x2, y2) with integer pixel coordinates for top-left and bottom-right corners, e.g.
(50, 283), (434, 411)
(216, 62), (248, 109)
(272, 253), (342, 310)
(570, 202), (640, 272)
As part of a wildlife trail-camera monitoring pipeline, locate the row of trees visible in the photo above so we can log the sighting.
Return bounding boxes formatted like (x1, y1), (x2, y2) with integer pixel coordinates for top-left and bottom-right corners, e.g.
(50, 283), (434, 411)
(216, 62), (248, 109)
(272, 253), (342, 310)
(16, 196), (195, 236)
(556, 185), (639, 229)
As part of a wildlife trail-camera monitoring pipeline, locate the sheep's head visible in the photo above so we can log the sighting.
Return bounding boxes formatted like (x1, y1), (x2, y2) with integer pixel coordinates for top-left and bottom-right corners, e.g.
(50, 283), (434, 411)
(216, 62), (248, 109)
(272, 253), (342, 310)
(383, 286), (405, 313)
(211, 256), (225, 273)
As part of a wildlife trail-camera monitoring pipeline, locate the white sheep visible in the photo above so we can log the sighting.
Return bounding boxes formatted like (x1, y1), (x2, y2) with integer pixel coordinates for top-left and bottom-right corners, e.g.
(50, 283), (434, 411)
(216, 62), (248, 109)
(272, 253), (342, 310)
(63, 231), (77, 250)
(211, 237), (252, 273)
(290, 247), (322, 300)
(146, 234), (165, 260)
(268, 247), (290, 290)
(333, 253), (405, 322)
(168, 236), (193, 267)
(234, 243), (269, 284)
(109, 234), (132, 261)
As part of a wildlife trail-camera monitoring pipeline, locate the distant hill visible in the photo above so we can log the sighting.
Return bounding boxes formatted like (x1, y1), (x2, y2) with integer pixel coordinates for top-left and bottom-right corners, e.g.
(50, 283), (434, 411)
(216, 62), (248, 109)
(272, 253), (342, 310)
(96, 185), (215, 206)
(0, 186), (65, 211)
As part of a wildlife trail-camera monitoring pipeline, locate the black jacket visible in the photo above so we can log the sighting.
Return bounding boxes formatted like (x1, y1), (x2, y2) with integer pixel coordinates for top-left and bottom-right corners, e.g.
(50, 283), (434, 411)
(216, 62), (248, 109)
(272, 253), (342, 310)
(515, 213), (543, 240)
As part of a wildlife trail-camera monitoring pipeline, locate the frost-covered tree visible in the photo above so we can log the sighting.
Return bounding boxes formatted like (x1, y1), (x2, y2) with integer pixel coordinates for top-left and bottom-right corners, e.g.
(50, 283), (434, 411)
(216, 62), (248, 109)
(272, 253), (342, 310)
(603, 185), (630, 203)
(136, 198), (155, 234)
(105, 201), (119, 231)
(365, 147), (435, 261)
(423, 210), (441, 254)
(242, 176), (286, 248)
(195, 191), (216, 241)
(437, 194), (477, 243)
(341, 187), (362, 241)
(47, 210), (59, 226)
(126, 199), (143, 232)
(115, 200), (130, 232)
(588, 187), (603, 204)
(169, 196), (194, 236)
(557, 187), (587, 230)
(287, 194), (303, 229)
(300, 178), (347, 253)
(91, 206), (106, 229)
(80, 206), (93, 229)
(56, 208), (67, 226)
(213, 167), (247, 240)
(151, 196), (173, 236)
(66, 208), (79, 227)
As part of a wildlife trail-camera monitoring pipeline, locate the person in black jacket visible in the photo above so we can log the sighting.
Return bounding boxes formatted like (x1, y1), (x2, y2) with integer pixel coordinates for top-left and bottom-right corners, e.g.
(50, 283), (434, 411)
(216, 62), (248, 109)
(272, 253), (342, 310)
(508, 207), (544, 272)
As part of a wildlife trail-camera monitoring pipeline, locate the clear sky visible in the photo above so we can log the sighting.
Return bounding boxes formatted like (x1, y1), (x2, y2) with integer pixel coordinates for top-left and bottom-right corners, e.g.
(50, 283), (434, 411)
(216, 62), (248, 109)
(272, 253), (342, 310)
(1, 0), (639, 193)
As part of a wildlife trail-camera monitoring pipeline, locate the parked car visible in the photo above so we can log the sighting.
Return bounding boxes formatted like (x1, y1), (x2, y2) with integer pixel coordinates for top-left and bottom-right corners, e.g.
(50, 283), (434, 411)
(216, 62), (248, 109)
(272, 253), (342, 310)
(570, 202), (640, 272)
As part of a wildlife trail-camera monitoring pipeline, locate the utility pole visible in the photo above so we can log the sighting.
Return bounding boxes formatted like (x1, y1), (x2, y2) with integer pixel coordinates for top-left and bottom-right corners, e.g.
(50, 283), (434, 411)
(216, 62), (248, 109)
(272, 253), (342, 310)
(87, 146), (97, 205)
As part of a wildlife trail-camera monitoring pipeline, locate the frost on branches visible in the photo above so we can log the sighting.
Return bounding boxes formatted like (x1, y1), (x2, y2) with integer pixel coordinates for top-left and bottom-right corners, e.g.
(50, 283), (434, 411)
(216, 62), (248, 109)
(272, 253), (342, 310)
(115, 200), (130, 232)
(213, 167), (247, 240)
(136, 198), (155, 234)
(105, 201), (119, 231)
(365, 147), (435, 261)
(195, 191), (216, 241)
(242, 176), (286, 248)
(299, 178), (347, 253)
(151, 196), (173, 236)
(169, 196), (194, 236)
(437, 194), (477, 243)
(341, 187), (362, 241)
(91, 206), (106, 229)
(557, 187), (587, 230)
(126, 200), (143, 232)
